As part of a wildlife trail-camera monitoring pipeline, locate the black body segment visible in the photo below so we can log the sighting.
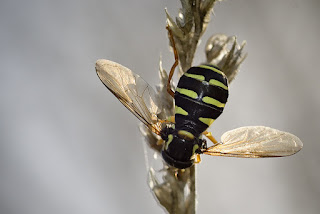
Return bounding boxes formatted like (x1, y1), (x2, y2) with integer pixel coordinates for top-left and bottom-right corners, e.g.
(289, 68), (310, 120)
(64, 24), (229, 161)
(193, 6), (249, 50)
(174, 64), (229, 137)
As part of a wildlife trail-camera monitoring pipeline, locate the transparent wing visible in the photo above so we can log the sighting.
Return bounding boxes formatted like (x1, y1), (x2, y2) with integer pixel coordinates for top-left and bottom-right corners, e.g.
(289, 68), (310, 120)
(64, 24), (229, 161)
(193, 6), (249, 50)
(95, 59), (162, 134)
(204, 126), (303, 158)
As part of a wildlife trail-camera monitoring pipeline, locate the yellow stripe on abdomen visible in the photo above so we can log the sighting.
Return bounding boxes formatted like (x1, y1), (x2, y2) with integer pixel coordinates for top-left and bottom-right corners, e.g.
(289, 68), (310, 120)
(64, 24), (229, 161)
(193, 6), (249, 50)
(202, 96), (225, 108)
(176, 87), (198, 99)
(199, 65), (224, 75)
(209, 79), (228, 90)
(184, 73), (205, 81)
(199, 117), (215, 126)
(175, 105), (188, 116)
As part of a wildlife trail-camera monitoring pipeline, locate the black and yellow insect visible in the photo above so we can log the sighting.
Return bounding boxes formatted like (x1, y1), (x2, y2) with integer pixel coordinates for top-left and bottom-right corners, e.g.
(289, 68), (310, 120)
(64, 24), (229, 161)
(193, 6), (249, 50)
(160, 63), (229, 168)
(95, 28), (302, 169)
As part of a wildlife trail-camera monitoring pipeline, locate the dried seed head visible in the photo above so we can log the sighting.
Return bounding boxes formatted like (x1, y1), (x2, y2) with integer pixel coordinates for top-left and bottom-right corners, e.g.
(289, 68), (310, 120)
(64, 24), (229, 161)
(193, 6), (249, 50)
(206, 34), (247, 83)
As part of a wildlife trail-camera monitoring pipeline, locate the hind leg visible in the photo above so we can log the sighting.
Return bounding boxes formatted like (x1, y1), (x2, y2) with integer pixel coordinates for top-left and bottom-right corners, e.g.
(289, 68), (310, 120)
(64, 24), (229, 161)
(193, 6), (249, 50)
(166, 25), (179, 98)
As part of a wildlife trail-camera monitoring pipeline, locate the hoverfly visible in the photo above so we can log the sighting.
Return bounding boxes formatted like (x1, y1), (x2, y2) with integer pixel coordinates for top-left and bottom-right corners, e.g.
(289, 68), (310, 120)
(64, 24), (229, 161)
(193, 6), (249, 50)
(95, 28), (302, 169)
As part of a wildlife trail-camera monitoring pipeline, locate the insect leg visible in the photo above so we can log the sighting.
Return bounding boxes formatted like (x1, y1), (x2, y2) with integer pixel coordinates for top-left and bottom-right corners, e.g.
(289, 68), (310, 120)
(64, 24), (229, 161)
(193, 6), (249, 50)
(193, 154), (201, 164)
(166, 25), (179, 98)
(203, 131), (219, 145)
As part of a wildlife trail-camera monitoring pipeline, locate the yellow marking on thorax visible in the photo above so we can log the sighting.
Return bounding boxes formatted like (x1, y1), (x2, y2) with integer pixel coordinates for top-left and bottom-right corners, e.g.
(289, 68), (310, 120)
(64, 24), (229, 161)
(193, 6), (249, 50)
(184, 73), (205, 81)
(177, 130), (195, 140)
(192, 144), (199, 155)
(175, 105), (188, 116)
(176, 88), (198, 99)
(202, 96), (225, 108)
(199, 117), (215, 126)
(199, 65), (224, 75)
(165, 134), (174, 150)
(209, 79), (228, 90)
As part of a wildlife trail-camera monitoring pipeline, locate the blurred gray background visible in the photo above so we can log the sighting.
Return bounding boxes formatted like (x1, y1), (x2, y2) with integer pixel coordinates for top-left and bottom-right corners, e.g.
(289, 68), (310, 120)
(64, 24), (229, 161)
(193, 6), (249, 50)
(1, 0), (319, 213)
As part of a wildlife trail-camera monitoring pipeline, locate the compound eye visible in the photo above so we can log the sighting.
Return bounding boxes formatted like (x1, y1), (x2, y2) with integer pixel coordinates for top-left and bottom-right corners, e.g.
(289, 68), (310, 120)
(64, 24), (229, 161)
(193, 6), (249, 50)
(177, 130), (195, 141)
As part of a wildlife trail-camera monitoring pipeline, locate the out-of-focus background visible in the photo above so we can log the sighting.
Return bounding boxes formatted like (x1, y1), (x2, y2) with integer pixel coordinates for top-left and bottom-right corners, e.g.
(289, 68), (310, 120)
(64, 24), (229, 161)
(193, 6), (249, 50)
(1, 0), (319, 213)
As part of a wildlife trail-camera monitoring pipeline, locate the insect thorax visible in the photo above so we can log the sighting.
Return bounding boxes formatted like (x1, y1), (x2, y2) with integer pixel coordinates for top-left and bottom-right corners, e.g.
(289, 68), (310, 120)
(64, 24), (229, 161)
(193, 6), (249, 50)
(160, 127), (205, 169)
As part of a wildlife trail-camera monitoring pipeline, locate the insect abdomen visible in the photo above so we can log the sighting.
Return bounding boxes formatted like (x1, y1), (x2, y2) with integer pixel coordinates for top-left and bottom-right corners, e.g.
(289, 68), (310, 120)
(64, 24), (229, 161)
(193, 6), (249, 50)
(174, 64), (229, 136)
